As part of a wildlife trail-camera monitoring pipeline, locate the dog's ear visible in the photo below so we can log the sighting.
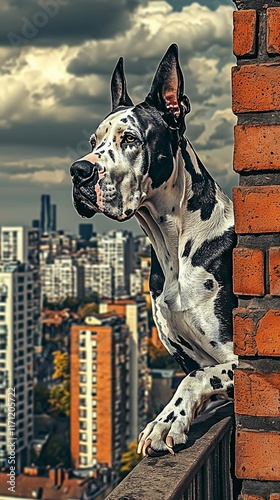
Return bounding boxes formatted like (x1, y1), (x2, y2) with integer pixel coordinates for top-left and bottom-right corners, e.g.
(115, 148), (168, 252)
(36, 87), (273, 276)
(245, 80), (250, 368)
(145, 44), (190, 125)
(111, 57), (134, 110)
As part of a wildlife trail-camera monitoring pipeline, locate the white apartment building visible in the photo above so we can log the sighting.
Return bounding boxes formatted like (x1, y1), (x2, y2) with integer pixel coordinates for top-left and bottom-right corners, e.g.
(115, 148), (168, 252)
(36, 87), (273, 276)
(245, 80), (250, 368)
(0, 261), (40, 472)
(97, 231), (134, 299)
(0, 226), (39, 266)
(40, 256), (84, 302)
(82, 263), (112, 298)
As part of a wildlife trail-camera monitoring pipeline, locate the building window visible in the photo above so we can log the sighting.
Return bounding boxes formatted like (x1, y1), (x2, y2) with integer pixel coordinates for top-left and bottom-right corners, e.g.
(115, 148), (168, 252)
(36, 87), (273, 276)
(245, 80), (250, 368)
(92, 351), (96, 360)
(79, 445), (87, 454)
(79, 433), (87, 442)
(92, 388), (97, 396)
(92, 400), (97, 407)
(79, 339), (86, 348)
(79, 409), (87, 418)
(79, 386), (87, 395)
(92, 411), (97, 419)
(92, 446), (97, 454)
(92, 340), (97, 348)
(79, 351), (87, 360)
(80, 363), (87, 372)
(92, 364), (97, 372)
(79, 399), (86, 407)
(92, 434), (97, 442)
(92, 376), (97, 384)
(80, 375), (87, 383)
(79, 456), (88, 465)
(80, 421), (87, 430)
(92, 423), (97, 431)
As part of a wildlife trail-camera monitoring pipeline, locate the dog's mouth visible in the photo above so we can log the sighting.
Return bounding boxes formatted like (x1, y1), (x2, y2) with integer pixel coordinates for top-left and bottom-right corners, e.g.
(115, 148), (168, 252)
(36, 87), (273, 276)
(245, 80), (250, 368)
(73, 190), (99, 219)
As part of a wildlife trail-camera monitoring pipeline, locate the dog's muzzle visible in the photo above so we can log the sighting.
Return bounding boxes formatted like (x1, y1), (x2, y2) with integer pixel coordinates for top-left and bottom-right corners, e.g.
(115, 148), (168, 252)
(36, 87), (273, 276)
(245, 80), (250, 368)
(70, 159), (99, 218)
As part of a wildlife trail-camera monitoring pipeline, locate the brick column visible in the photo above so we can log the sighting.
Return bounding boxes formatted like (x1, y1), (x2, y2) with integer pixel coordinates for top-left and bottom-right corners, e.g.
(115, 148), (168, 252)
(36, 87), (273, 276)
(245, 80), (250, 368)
(232, 2), (280, 499)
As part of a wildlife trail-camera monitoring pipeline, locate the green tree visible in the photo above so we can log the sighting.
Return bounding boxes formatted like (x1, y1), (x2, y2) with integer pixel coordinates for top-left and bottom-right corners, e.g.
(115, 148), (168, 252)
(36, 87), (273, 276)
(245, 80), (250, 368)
(49, 381), (70, 417)
(48, 351), (70, 417)
(34, 383), (50, 414)
(120, 442), (143, 479)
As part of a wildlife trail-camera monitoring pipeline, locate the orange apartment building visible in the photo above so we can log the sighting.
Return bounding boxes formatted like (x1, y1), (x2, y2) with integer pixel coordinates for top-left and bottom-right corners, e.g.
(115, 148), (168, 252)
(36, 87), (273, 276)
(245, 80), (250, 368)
(99, 297), (149, 442)
(70, 311), (130, 472)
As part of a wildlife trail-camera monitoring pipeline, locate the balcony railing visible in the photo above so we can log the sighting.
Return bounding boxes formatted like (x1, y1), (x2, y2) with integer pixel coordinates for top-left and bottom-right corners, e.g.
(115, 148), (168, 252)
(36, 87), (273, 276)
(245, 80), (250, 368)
(106, 403), (235, 500)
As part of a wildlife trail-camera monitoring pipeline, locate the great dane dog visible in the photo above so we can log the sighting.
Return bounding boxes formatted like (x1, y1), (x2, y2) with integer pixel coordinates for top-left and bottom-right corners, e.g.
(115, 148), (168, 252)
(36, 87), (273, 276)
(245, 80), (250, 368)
(70, 44), (238, 457)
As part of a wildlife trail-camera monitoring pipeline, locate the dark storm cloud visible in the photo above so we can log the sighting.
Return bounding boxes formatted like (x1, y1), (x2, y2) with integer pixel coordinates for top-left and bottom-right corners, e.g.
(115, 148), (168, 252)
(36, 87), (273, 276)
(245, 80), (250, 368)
(1, 0), (146, 47)
(168, 0), (234, 10)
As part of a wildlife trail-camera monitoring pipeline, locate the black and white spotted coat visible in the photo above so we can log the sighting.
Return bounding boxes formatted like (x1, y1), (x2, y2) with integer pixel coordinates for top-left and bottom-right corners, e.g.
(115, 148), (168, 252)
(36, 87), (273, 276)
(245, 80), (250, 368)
(70, 44), (238, 456)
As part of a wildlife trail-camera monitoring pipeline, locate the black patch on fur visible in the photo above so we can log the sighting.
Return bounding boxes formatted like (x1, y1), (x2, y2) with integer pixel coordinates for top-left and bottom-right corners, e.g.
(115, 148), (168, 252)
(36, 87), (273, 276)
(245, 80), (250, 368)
(170, 339), (201, 374)
(159, 216), (165, 223)
(108, 149), (115, 162)
(175, 397), (183, 406)
(210, 341), (217, 348)
(178, 335), (194, 351)
(232, 363), (237, 370)
(172, 207), (175, 212)
(150, 246), (165, 298)
(210, 376), (223, 390)
(222, 369), (226, 374)
(189, 368), (204, 377)
(204, 279), (214, 290)
(180, 409), (186, 416)
(172, 416), (177, 423)
(120, 118), (128, 123)
(228, 370), (234, 380)
(181, 138), (217, 220)
(112, 135), (116, 142)
(191, 228), (237, 343)
(164, 411), (174, 423)
(227, 386), (234, 398)
(182, 240), (192, 258)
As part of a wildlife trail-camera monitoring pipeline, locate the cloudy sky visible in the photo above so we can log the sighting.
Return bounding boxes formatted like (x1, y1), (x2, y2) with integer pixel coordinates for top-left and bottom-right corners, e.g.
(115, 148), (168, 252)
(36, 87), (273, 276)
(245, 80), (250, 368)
(0, 0), (237, 235)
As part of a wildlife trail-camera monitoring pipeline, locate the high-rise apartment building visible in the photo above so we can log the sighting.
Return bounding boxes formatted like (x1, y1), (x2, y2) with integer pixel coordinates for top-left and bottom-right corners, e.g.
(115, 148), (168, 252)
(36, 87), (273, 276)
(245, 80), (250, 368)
(40, 256), (84, 302)
(97, 230), (134, 298)
(0, 226), (39, 266)
(79, 224), (94, 242)
(0, 227), (40, 472)
(70, 312), (130, 472)
(100, 298), (149, 441)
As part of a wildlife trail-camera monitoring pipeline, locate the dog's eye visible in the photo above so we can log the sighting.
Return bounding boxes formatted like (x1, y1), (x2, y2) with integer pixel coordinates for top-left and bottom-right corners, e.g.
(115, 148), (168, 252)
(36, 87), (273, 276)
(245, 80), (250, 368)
(89, 135), (96, 148)
(122, 134), (136, 144)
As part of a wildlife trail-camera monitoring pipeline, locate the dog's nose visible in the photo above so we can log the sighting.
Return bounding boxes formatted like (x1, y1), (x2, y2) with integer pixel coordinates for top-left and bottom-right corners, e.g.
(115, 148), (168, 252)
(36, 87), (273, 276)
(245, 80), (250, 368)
(70, 160), (94, 180)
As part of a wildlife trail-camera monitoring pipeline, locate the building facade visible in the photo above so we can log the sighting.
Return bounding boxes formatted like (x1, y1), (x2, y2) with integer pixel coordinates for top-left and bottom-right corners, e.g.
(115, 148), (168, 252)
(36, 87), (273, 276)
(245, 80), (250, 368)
(70, 313), (130, 472)
(100, 298), (149, 441)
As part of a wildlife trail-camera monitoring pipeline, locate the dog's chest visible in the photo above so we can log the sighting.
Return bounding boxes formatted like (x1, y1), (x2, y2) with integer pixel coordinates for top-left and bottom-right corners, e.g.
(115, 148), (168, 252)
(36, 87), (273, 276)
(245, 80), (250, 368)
(151, 259), (225, 367)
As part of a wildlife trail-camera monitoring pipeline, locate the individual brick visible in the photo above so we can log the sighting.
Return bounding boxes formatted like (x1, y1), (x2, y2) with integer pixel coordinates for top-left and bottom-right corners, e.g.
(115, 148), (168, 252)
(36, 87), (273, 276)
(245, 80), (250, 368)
(240, 495), (266, 500)
(232, 65), (280, 114)
(233, 10), (257, 57)
(233, 308), (280, 357)
(235, 369), (280, 417)
(257, 310), (280, 356)
(269, 247), (280, 295)
(234, 125), (280, 172)
(236, 430), (280, 480)
(233, 248), (265, 296)
(233, 309), (257, 356)
(267, 7), (280, 54)
(233, 186), (280, 234)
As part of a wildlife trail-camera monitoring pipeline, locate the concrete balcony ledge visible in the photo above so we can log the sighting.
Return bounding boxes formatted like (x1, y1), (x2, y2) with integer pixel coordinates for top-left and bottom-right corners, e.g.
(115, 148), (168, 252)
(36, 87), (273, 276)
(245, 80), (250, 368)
(106, 403), (234, 500)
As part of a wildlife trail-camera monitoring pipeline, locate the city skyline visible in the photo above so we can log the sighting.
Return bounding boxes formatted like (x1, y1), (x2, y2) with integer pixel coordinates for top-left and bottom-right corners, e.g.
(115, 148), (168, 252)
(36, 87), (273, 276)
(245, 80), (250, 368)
(0, 0), (237, 234)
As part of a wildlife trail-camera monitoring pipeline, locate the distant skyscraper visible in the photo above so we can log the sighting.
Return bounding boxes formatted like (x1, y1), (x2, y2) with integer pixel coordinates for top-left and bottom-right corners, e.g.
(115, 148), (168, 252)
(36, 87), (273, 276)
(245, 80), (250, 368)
(32, 219), (40, 229)
(40, 194), (51, 235)
(79, 224), (93, 241)
(0, 226), (39, 266)
(50, 204), (57, 232)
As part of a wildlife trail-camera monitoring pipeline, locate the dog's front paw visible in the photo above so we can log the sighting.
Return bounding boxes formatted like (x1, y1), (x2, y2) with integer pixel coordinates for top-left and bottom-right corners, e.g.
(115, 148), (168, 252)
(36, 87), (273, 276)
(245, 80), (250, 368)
(137, 410), (189, 457)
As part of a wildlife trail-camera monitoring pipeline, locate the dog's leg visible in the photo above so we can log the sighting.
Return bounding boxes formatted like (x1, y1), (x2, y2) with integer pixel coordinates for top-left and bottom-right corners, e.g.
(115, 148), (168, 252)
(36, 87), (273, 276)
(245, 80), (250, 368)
(137, 360), (237, 456)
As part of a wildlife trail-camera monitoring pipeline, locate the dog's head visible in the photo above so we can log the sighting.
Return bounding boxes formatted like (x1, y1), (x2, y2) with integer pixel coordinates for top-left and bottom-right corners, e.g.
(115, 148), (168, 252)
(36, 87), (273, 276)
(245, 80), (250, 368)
(70, 44), (190, 221)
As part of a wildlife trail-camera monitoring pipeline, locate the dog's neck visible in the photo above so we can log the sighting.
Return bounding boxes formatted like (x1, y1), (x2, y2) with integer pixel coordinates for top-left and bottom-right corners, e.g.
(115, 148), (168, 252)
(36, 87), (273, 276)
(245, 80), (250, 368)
(136, 136), (234, 276)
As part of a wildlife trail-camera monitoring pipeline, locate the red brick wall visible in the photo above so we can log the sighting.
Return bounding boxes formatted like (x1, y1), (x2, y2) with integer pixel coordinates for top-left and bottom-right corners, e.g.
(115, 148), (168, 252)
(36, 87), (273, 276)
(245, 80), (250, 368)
(232, 2), (280, 498)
